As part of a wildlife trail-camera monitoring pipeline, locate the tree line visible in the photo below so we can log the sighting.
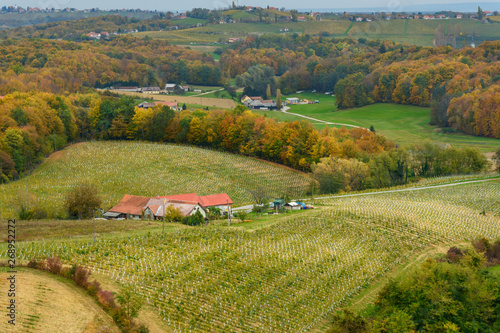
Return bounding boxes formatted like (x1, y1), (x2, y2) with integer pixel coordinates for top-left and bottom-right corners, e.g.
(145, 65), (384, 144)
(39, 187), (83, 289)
(222, 35), (500, 139)
(0, 92), (392, 182)
(0, 37), (221, 95)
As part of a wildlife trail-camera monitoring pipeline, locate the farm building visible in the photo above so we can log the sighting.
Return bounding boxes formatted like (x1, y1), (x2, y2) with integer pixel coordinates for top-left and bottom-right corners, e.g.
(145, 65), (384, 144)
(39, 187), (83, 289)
(157, 193), (233, 211)
(143, 198), (207, 220)
(113, 86), (140, 92)
(285, 201), (305, 210)
(245, 99), (277, 110)
(141, 87), (161, 94)
(165, 83), (176, 92)
(103, 194), (150, 219)
(285, 97), (299, 104)
(104, 192), (230, 220)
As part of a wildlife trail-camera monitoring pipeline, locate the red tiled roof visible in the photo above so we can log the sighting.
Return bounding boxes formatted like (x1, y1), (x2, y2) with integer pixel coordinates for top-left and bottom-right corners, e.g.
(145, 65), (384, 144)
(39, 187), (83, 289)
(108, 194), (150, 215)
(155, 101), (178, 108)
(249, 96), (262, 100)
(199, 193), (233, 207)
(157, 193), (233, 207)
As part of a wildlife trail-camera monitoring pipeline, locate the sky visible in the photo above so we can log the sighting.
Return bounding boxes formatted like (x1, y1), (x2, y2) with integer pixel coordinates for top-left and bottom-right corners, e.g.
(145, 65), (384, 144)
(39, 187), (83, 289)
(2, 0), (500, 12)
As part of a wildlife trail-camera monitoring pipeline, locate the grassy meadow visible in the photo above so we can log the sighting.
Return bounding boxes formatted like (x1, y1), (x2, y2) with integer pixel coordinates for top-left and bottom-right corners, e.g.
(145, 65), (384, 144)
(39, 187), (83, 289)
(0, 141), (311, 219)
(3, 179), (499, 332)
(253, 92), (500, 152)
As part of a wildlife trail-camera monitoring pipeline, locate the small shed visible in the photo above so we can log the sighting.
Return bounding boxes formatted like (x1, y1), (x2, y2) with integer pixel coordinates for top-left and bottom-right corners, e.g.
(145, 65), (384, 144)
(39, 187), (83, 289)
(285, 202), (301, 210)
(273, 199), (285, 208)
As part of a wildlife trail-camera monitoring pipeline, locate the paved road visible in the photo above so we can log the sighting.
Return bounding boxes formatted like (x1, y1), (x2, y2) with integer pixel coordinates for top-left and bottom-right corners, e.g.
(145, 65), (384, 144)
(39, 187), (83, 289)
(190, 88), (224, 97)
(304, 177), (500, 201)
(281, 107), (364, 129)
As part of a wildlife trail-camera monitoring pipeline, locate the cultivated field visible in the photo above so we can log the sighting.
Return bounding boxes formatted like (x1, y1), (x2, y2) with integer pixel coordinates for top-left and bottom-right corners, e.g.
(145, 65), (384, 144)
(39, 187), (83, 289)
(113, 90), (237, 108)
(6, 179), (500, 332)
(135, 18), (500, 47)
(0, 141), (310, 219)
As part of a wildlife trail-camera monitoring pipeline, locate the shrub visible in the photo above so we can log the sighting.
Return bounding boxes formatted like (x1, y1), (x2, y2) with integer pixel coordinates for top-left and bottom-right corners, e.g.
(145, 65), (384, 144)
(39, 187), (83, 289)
(65, 183), (102, 219)
(74, 266), (91, 288)
(98, 290), (116, 310)
(87, 280), (102, 297)
(47, 256), (62, 275)
(181, 210), (204, 226)
(27, 259), (39, 269)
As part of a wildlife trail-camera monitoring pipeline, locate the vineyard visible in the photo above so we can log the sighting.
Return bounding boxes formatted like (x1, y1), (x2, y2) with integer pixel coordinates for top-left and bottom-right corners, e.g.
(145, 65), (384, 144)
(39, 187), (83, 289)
(0, 142), (310, 219)
(5, 180), (500, 332)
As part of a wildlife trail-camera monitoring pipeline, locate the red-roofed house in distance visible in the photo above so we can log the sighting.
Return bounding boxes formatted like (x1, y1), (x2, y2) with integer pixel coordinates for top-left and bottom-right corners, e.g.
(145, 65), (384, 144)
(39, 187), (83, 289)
(157, 193), (233, 212)
(143, 198), (207, 220)
(103, 194), (150, 219)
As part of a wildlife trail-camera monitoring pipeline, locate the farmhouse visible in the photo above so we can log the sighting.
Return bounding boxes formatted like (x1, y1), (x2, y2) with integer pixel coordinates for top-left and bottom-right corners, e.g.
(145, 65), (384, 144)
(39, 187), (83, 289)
(246, 99), (277, 110)
(103, 194), (150, 219)
(87, 32), (101, 39)
(157, 193), (233, 211)
(144, 198), (207, 220)
(165, 83), (176, 92)
(155, 101), (179, 110)
(104, 193), (233, 220)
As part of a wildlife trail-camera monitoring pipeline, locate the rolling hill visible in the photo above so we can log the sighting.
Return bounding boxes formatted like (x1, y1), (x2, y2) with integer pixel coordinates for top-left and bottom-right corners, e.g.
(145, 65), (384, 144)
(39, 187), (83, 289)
(5, 178), (500, 332)
(0, 141), (311, 219)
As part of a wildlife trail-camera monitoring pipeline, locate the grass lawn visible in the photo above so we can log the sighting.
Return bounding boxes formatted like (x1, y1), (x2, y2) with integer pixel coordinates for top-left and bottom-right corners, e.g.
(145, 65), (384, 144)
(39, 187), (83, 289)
(489, 265), (500, 276)
(280, 93), (500, 152)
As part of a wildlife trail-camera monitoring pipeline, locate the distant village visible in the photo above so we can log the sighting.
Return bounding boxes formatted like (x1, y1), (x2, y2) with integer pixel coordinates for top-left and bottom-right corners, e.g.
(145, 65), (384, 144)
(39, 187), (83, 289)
(2, 5), (497, 23)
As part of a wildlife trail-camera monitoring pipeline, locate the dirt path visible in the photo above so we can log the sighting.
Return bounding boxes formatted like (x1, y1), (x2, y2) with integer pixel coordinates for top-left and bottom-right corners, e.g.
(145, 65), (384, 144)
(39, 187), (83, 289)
(281, 107), (364, 129)
(190, 88), (224, 97)
(307, 177), (500, 201)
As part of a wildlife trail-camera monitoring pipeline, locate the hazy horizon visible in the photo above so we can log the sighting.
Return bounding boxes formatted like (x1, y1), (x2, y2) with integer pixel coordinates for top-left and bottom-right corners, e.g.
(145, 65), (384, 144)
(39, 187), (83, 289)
(3, 1), (500, 12)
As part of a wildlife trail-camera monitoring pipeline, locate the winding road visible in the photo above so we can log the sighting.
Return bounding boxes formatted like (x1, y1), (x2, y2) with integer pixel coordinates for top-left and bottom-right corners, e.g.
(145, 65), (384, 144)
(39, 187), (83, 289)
(281, 107), (365, 129)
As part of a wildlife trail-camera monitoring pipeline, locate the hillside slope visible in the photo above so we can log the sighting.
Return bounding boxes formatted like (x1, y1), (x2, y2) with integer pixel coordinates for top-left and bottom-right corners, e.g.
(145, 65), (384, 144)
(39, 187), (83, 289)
(0, 141), (311, 218)
(0, 267), (119, 333)
(9, 179), (500, 332)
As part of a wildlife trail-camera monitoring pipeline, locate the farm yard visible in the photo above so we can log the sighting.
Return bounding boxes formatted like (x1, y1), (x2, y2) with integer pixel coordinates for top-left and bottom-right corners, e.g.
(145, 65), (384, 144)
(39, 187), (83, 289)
(4, 179), (500, 332)
(0, 141), (310, 219)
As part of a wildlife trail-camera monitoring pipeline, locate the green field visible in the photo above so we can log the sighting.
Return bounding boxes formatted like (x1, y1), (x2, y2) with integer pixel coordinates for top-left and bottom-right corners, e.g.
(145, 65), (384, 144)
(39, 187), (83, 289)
(135, 17), (500, 47)
(0, 142), (310, 219)
(4, 178), (500, 332)
(254, 92), (500, 152)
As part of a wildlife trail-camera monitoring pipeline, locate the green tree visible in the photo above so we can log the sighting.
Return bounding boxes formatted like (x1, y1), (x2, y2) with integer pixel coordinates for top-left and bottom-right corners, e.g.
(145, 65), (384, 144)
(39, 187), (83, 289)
(116, 287), (143, 319)
(478, 6), (484, 20)
(237, 210), (248, 222)
(494, 148), (500, 173)
(164, 204), (183, 222)
(235, 65), (276, 97)
(65, 183), (102, 219)
(276, 88), (282, 110)
(1, 128), (26, 173)
(266, 84), (271, 100)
